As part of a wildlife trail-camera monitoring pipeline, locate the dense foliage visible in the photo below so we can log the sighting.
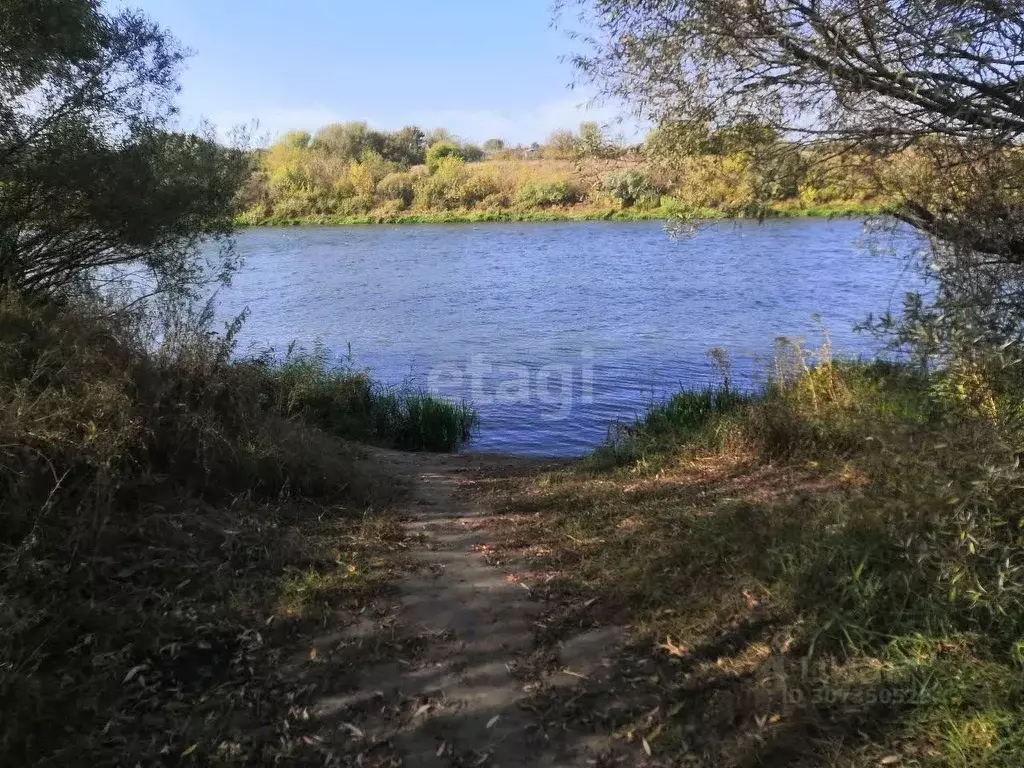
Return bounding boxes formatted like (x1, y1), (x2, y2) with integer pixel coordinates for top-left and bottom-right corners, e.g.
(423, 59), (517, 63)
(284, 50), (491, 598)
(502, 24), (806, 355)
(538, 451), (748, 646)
(561, 0), (1024, 257)
(563, 0), (1024, 361)
(241, 119), (883, 223)
(0, 0), (251, 299)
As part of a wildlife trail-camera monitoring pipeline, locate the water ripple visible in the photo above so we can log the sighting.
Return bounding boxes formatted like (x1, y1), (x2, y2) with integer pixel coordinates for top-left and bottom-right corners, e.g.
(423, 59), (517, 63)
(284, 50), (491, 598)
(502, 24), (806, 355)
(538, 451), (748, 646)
(215, 220), (925, 456)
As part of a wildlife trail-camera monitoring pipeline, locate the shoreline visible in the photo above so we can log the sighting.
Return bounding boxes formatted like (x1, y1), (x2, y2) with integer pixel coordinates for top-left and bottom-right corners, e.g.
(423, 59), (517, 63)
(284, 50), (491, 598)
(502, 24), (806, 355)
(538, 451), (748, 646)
(238, 201), (884, 227)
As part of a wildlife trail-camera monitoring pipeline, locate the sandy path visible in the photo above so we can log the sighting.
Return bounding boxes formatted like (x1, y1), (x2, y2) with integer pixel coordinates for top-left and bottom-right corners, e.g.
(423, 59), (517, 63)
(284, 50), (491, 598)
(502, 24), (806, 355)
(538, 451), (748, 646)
(309, 450), (623, 767)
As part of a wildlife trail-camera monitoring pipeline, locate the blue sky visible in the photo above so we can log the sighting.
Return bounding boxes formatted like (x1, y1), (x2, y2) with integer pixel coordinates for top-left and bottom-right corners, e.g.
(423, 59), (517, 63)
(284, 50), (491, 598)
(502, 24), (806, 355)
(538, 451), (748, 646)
(130, 0), (638, 145)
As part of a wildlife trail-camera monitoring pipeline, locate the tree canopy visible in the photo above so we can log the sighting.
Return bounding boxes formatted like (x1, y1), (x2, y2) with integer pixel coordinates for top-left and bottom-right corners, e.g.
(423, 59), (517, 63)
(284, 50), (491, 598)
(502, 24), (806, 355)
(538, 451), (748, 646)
(0, 0), (250, 297)
(562, 0), (1024, 265)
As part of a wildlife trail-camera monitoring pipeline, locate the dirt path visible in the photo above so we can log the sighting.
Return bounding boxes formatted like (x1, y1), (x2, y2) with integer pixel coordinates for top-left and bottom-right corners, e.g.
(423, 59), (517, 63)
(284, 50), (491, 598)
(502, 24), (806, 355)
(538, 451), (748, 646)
(309, 450), (627, 767)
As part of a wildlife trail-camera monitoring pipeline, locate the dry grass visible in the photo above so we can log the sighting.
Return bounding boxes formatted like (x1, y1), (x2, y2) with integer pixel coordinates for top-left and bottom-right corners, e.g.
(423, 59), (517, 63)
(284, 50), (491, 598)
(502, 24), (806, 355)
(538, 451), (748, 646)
(465, 362), (1024, 766)
(0, 295), (434, 766)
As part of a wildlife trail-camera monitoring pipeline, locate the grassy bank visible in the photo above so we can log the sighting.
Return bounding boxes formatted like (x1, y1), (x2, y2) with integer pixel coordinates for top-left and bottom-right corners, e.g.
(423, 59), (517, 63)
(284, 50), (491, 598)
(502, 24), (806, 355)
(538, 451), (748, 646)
(247, 344), (477, 452)
(0, 295), (473, 765)
(241, 200), (883, 227)
(244, 122), (890, 228)
(471, 353), (1024, 766)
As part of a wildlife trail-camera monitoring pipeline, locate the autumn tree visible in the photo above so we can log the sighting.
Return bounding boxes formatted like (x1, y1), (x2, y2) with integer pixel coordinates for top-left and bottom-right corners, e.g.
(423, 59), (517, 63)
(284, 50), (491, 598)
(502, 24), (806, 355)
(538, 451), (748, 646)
(562, 0), (1024, 350)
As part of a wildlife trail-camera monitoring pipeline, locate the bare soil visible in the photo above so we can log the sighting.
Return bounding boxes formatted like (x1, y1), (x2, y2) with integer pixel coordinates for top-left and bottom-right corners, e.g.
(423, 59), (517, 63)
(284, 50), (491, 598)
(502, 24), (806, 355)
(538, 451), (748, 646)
(308, 450), (637, 767)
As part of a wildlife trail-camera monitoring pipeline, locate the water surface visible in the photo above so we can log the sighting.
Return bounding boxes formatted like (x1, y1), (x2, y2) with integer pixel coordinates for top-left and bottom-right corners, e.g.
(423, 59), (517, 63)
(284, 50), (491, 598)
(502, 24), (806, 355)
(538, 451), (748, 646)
(215, 220), (924, 455)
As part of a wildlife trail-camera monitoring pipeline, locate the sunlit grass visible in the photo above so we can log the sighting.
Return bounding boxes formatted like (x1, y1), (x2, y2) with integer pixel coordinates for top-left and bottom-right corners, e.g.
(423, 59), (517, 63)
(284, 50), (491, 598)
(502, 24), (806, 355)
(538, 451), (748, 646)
(471, 354), (1024, 766)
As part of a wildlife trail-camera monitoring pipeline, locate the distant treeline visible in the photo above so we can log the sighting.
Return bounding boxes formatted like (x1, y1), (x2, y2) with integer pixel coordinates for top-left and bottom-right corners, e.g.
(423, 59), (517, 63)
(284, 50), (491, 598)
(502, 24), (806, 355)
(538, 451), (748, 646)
(239, 120), (884, 224)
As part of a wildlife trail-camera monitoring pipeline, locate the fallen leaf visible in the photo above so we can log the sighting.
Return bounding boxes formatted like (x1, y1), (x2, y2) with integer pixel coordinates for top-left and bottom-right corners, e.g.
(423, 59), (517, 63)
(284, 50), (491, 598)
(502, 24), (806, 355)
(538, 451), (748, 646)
(642, 737), (652, 756)
(341, 722), (364, 739)
(122, 664), (148, 684)
(657, 636), (688, 657)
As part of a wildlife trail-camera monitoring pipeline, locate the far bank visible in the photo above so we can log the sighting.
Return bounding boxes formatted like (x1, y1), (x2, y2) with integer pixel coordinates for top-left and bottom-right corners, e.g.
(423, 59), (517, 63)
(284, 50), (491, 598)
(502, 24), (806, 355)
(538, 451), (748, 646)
(239, 201), (883, 227)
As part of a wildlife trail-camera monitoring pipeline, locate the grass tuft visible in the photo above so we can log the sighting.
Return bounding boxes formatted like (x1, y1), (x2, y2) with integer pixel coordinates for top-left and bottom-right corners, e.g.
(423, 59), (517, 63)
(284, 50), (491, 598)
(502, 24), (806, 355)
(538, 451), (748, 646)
(245, 343), (477, 452)
(370, 387), (478, 452)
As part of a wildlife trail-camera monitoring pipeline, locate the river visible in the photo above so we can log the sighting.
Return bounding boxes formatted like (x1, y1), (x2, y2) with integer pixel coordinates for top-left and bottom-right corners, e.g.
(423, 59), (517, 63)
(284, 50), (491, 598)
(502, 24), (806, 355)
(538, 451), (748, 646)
(214, 219), (925, 455)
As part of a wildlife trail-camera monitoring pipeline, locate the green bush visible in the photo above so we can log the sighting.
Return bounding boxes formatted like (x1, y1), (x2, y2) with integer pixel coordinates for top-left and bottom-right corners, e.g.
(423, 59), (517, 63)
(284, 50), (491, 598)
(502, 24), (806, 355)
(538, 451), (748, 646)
(369, 388), (478, 452)
(544, 129), (578, 159)
(461, 143), (485, 162)
(480, 191), (513, 209)
(338, 193), (374, 215)
(377, 171), (417, 207)
(576, 120), (620, 158)
(598, 170), (659, 207)
(514, 179), (582, 207)
(414, 156), (470, 209)
(271, 194), (315, 220)
(462, 170), (504, 205)
(595, 386), (752, 466)
(426, 141), (466, 173)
